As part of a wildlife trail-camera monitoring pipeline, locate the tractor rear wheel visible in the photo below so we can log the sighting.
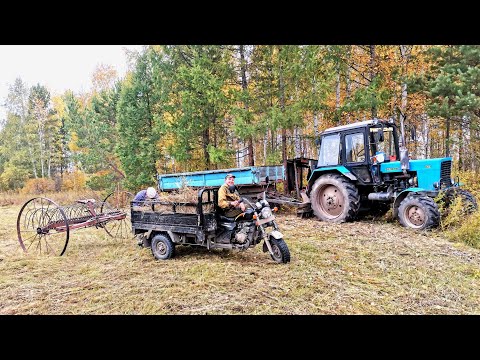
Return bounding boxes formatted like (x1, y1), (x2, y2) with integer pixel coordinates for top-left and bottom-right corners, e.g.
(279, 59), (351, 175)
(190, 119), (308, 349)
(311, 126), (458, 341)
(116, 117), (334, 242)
(310, 174), (360, 223)
(398, 195), (440, 230)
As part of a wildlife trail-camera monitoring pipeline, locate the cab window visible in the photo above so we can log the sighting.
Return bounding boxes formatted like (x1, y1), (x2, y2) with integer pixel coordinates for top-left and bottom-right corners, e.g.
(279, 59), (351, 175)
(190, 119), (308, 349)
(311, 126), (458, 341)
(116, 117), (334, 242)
(370, 127), (397, 161)
(345, 132), (365, 163)
(318, 134), (340, 166)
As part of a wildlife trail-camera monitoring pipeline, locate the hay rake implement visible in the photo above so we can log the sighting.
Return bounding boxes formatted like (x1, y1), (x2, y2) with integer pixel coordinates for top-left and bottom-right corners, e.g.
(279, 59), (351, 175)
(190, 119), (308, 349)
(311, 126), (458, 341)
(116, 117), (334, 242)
(16, 191), (134, 256)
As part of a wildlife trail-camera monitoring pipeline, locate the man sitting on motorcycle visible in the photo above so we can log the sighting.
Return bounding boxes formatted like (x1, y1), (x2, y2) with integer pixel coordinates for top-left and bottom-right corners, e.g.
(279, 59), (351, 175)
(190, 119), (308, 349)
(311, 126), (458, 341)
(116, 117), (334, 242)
(218, 174), (246, 218)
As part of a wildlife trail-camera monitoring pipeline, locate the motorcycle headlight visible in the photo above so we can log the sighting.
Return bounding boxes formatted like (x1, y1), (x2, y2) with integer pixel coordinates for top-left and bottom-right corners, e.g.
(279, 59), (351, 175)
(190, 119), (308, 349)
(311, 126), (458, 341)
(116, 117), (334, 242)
(261, 207), (272, 219)
(255, 201), (262, 209)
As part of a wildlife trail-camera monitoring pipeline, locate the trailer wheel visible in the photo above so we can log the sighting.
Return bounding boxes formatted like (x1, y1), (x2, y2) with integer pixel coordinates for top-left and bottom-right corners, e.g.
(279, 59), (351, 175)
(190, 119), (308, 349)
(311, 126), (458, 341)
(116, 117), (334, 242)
(398, 195), (440, 230)
(310, 174), (360, 222)
(444, 188), (478, 214)
(151, 234), (175, 260)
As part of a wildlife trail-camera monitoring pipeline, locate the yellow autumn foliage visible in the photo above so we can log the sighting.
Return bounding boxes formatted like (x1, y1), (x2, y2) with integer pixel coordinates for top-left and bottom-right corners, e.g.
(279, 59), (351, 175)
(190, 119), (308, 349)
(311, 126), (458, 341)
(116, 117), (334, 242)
(21, 178), (56, 195)
(61, 170), (87, 191)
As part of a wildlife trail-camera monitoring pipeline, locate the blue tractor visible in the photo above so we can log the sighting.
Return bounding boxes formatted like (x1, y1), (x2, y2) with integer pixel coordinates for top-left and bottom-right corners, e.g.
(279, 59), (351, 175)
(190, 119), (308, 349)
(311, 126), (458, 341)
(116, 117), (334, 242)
(306, 118), (477, 230)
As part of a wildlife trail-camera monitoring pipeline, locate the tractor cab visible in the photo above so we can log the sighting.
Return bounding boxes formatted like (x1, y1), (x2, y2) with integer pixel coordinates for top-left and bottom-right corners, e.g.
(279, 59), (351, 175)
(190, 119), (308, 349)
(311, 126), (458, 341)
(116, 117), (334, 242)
(317, 119), (399, 185)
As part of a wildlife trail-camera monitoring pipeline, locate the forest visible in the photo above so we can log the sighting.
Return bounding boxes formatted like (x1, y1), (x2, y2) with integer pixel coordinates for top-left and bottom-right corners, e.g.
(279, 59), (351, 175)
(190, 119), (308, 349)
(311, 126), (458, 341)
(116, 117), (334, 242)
(1, 45), (479, 193)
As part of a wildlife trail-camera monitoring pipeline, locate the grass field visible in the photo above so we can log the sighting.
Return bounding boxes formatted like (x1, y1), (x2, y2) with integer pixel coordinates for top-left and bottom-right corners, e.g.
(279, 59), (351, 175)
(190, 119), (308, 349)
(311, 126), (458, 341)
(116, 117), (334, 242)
(1, 203), (480, 314)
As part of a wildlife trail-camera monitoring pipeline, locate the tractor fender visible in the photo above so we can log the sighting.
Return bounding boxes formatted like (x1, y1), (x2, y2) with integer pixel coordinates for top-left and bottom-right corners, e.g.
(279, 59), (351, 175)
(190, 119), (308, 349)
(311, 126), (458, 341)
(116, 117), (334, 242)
(393, 187), (428, 218)
(307, 166), (357, 194)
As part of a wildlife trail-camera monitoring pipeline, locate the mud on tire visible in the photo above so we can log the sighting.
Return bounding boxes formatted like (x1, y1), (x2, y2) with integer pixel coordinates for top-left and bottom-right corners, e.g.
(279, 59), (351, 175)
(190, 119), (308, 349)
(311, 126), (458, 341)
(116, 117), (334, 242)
(310, 174), (360, 223)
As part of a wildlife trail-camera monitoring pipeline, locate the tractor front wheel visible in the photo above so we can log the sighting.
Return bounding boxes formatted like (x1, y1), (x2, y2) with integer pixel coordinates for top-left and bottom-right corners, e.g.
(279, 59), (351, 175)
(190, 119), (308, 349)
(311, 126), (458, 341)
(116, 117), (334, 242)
(398, 195), (440, 230)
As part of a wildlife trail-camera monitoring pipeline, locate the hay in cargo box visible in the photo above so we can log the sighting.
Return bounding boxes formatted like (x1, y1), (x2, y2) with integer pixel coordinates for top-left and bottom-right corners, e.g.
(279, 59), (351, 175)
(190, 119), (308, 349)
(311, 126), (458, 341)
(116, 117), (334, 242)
(151, 187), (215, 214)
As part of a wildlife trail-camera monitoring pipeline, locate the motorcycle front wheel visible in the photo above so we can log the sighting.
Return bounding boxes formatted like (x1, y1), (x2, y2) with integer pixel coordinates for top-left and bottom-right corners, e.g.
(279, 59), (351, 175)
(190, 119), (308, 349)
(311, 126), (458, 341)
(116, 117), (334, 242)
(269, 238), (291, 263)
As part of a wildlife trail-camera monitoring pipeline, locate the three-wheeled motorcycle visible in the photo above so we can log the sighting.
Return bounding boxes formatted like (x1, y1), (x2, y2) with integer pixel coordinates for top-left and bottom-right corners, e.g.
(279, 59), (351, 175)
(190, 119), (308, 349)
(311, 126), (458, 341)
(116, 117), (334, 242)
(130, 188), (290, 263)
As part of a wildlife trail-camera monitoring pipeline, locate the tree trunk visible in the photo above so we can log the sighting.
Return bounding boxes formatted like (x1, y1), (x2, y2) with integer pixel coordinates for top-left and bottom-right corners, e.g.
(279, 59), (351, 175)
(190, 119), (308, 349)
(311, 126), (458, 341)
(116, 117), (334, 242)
(313, 112), (319, 138)
(345, 76), (351, 124)
(263, 130), (268, 165)
(239, 45), (254, 166)
(294, 126), (301, 158)
(423, 113), (429, 159)
(312, 74), (320, 151)
(369, 45), (377, 119)
(282, 129), (287, 194)
(278, 46), (288, 194)
(345, 47), (352, 124)
(294, 81), (301, 158)
(399, 45), (412, 149)
(203, 127), (210, 169)
(335, 64), (341, 122)
(458, 120), (464, 170)
(445, 118), (451, 157)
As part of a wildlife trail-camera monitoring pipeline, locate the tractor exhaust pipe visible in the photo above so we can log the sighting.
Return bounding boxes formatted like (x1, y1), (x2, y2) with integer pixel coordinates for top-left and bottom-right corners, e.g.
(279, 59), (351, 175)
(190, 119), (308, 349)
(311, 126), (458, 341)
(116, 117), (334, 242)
(396, 107), (410, 173)
(368, 192), (393, 201)
(399, 147), (410, 172)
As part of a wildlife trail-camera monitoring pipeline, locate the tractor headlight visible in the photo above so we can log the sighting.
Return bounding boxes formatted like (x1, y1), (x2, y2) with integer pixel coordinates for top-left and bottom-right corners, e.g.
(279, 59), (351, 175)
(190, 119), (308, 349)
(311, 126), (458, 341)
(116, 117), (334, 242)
(261, 207), (272, 219)
(433, 181), (440, 189)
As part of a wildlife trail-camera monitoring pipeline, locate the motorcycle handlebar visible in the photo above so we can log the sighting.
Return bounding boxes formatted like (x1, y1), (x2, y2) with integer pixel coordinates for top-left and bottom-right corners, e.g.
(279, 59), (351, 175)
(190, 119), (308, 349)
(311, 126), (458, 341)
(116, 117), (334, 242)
(241, 197), (255, 208)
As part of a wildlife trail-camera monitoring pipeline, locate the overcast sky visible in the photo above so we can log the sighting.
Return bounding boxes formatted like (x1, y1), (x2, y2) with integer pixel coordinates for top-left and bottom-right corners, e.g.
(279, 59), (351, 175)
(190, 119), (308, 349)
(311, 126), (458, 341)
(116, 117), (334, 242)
(0, 45), (144, 122)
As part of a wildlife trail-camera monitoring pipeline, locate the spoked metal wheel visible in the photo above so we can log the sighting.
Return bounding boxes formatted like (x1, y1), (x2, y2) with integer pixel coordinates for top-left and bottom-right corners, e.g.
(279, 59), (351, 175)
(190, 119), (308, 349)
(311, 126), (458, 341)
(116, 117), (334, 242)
(100, 191), (134, 239)
(17, 197), (70, 256)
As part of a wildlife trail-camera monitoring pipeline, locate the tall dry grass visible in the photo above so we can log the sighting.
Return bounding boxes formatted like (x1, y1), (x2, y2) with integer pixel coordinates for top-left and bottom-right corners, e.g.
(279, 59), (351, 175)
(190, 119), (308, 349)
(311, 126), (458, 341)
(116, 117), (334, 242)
(2, 208), (480, 314)
(0, 189), (111, 207)
(436, 170), (480, 248)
